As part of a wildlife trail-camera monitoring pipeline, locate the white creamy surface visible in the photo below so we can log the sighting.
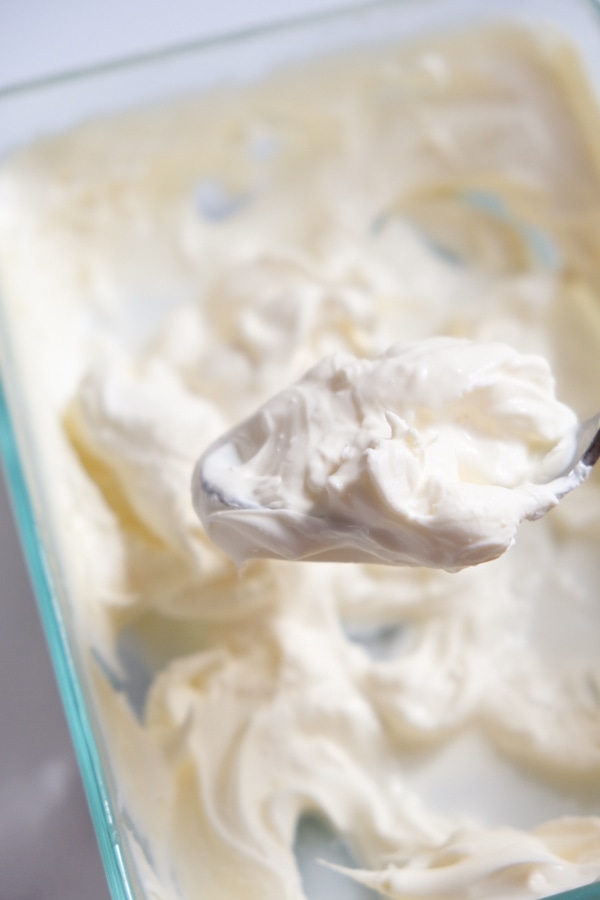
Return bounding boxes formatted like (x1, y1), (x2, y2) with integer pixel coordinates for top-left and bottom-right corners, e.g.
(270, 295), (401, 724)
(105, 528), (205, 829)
(194, 337), (581, 569)
(2, 24), (600, 900)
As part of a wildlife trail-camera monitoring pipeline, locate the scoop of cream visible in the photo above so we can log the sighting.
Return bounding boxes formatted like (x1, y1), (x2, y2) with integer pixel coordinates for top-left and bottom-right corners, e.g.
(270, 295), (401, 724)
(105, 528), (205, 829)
(193, 337), (581, 570)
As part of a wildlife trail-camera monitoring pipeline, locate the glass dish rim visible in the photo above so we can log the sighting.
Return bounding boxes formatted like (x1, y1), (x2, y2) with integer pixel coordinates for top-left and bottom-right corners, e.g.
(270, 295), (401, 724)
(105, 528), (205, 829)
(3, 0), (595, 99)
(2, 1), (600, 898)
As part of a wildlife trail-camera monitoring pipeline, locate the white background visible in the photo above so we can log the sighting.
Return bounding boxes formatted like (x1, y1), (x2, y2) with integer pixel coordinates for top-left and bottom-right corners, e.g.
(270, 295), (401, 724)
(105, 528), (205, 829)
(0, 2), (354, 897)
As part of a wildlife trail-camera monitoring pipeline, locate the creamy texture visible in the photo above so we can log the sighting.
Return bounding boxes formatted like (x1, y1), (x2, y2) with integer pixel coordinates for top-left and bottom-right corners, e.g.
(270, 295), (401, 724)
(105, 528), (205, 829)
(194, 337), (581, 569)
(2, 23), (600, 900)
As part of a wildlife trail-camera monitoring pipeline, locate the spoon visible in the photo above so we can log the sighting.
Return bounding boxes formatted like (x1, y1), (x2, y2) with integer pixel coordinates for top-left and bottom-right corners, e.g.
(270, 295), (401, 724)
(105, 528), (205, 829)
(567, 411), (600, 473)
(192, 338), (600, 569)
(192, 408), (600, 570)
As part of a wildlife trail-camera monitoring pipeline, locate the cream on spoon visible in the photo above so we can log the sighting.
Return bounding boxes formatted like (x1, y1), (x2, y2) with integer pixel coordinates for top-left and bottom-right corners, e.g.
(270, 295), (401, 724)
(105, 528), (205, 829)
(193, 337), (596, 570)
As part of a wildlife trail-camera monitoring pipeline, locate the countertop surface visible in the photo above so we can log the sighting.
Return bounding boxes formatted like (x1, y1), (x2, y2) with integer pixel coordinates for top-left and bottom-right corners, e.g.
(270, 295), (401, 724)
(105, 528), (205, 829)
(0, 2), (355, 898)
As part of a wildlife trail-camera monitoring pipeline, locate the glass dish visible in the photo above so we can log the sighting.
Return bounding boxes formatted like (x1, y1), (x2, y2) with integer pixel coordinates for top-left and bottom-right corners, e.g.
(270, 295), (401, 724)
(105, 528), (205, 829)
(2, 2), (600, 898)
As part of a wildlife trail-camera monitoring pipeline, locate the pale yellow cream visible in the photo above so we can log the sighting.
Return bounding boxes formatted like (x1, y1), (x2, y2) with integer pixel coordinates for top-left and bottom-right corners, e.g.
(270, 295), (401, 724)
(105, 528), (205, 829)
(1, 23), (600, 900)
